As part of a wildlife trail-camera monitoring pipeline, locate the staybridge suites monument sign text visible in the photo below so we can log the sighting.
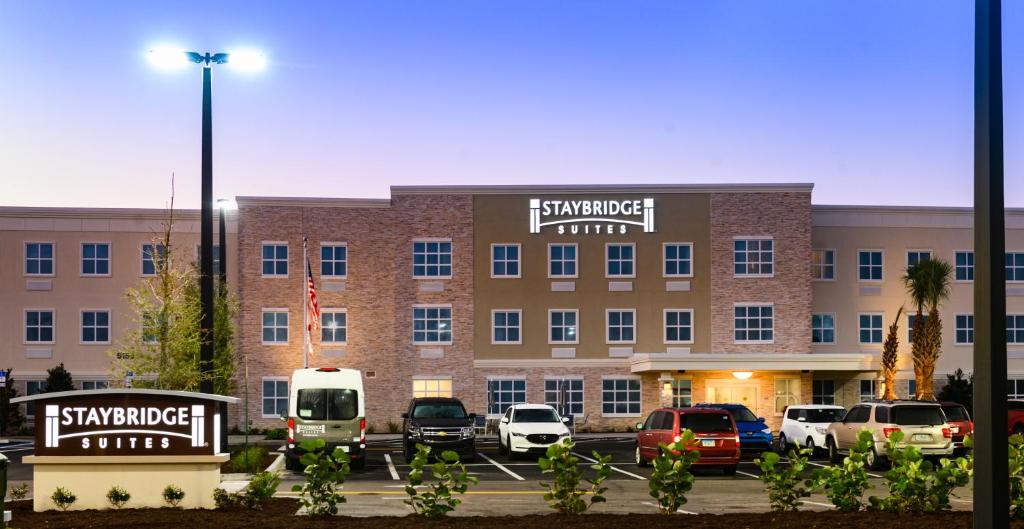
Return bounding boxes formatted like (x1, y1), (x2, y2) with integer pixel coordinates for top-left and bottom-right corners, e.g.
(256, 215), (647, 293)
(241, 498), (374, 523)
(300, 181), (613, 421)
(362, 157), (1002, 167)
(529, 198), (655, 235)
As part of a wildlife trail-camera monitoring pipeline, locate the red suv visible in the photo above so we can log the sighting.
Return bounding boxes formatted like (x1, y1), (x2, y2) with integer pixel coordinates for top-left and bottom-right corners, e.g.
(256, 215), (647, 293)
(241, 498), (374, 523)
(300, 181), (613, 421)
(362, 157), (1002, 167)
(634, 407), (741, 475)
(939, 402), (972, 455)
(1009, 400), (1024, 435)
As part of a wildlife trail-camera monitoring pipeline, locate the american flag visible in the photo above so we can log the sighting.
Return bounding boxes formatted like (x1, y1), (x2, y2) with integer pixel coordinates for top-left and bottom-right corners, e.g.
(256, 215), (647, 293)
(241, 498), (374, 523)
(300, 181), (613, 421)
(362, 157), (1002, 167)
(306, 259), (320, 352)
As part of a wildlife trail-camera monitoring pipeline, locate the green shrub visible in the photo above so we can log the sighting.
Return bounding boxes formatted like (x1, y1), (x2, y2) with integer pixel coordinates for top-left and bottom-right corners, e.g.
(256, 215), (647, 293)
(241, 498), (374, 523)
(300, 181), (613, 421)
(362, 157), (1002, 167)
(1012, 434), (1024, 518)
(162, 484), (185, 507)
(242, 471), (281, 510)
(387, 420), (401, 434)
(290, 438), (351, 516)
(537, 438), (611, 514)
(647, 430), (701, 514)
(10, 484), (29, 501)
(868, 430), (972, 513)
(812, 429), (873, 512)
(756, 447), (813, 512)
(263, 428), (287, 441)
(106, 486), (131, 509)
(230, 446), (269, 474)
(51, 487), (76, 511)
(404, 444), (478, 517)
(213, 487), (238, 509)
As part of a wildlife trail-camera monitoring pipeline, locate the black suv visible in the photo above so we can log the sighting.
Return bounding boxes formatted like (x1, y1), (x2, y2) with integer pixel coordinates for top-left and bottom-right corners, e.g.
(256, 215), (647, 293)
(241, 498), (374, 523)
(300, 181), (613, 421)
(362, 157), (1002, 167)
(401, 397), (476, 462)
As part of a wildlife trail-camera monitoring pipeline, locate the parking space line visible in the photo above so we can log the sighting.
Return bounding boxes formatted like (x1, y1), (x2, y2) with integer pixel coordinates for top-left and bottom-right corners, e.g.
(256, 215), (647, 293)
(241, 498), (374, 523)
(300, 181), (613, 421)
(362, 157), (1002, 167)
(478, 452), (525, 481)
(802, 500), (834, 509)
(383, 453), (401, 481)
(735, 470), (759, 479)
(640, 501), (696, 514)
(951, 497), (973, 504)
(805, 460), (882, 478)
(572, 452), (646, 480)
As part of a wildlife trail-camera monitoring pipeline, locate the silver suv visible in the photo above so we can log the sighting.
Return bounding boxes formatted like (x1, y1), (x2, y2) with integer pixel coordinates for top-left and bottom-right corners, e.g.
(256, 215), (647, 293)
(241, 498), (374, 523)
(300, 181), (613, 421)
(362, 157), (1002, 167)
(824, 400), (953, 470)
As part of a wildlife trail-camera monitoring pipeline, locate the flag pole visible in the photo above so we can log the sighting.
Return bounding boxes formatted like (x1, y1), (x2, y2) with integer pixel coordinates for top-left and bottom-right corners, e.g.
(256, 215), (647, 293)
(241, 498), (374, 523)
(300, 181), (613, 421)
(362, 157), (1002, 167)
(303, 236), (309, 369)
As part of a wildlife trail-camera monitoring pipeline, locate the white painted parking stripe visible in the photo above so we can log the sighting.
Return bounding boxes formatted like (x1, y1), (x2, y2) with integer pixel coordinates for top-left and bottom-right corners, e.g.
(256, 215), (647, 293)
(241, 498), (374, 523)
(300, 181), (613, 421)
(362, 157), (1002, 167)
(383, 453), (401, 481)
(640, 501), (696, 514)
(478, 452), (525, 481)
(805, 460), (882, 478)
(735, 470), (760, 479)
(951, 497), (973, 504)
(572, 452), (646, 480)
(802, 500), (835, 509)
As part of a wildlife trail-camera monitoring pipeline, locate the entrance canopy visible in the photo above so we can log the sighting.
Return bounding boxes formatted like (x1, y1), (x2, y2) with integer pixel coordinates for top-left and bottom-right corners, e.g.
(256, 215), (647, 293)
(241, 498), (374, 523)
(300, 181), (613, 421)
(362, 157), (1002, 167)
(630, 352), (877, 373)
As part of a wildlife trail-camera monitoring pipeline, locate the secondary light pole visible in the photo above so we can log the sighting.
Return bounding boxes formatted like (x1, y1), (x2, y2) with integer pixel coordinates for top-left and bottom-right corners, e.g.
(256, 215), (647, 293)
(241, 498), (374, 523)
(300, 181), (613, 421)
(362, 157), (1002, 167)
(149, 48), (265, 394)
(217, 198), (235, 296)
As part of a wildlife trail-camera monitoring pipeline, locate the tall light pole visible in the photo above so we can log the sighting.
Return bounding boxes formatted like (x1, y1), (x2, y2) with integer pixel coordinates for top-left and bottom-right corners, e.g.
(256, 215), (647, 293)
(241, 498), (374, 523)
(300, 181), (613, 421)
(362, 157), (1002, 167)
(149, 48), (265, 394)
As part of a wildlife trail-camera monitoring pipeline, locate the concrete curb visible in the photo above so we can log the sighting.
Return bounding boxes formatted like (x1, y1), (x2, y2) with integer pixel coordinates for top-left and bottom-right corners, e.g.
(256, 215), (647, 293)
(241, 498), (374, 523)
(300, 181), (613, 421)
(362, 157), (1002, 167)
(266, 453), (285, 474)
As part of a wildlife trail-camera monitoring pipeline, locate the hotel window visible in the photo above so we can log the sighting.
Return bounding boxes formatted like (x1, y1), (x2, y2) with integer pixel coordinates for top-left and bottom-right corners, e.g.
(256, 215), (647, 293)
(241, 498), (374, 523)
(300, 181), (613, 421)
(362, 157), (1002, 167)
(955, 314), (974, 345)
(549, 310), (578, 344)
(491, 244), (521, 278)
(544, 378), (584, 416)
(672, 379), (692, 407)
(1009, 315), (1024, 345)
(492, 310), (521, 344)
(734, 238), (773, 276)
(413, 306), (452, 344)
(82, 380), (108, 391)
(262, 310), (289, 344)
(663, 243), (693, 277)
(602, 378), (641, 416)
(1008, 253), (1024, 281)
(606, 309), (636, 344)
(858, 313), (883, 344)
(734, 304), (773, 343)
(141, 244), (166, 276)
(907, 250), (932, 267)
(1009, 379), (1024, 399)
(262, 378), (288, 417)
(859, 379), (877, 402)
(81, 243), (110, 275)
(320, 244), (347, 278)
(487, 378), (526, 415)
(321, 310), (347, 344)
(25, 242), (54, 275)
(858, 250), (883, 281)
(26, 380), (46, 417)
(955, 251), (974, 281)
(413, 378), (453, 398)
(774, 378), (800, 414)
(908, 314), (930, 343)
(664, 309), (693, 344)
(81, 310), (110, 343)
(812, 380), (835, 405)
(548, 244), (577, 278)
(811, 249), (835, 280)
(606, 243), (635, 277)
(25, 310), (54, 343)
(811, 313), (835, 344)
(195, 245), (222, 273)
(261, 243), (288, 277)
(413, 240), (452, 278)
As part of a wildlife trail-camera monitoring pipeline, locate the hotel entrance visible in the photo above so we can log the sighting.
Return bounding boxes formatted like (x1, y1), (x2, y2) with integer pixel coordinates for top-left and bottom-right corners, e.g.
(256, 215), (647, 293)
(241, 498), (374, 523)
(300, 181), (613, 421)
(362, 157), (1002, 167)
(705, 378), (758, 409)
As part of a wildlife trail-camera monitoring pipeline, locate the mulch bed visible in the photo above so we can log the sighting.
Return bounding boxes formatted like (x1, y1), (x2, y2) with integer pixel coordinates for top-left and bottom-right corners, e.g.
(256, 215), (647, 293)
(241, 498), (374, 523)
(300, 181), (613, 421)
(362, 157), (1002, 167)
(7, 499), (1024, 529)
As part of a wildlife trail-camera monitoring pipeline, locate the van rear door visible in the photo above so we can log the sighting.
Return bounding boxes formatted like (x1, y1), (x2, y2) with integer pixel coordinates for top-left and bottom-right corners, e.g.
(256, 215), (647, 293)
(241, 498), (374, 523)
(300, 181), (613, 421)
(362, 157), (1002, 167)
(294, 388), (361, 450)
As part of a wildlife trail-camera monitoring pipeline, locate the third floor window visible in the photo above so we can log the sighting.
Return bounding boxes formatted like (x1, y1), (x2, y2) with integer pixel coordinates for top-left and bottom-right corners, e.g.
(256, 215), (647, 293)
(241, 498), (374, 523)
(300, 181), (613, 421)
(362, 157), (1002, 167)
(1008, 253), (1024, 282)
(955, 251), (974, 281)
(413, 240), (452, 278)
(858, 250), (883, 281)
(734, 238), (773, 276)
(811, 249), (835, 280)
(25, 242), (54, 275)
(81, 243), (110, 275)
(262, 243), (288, 277)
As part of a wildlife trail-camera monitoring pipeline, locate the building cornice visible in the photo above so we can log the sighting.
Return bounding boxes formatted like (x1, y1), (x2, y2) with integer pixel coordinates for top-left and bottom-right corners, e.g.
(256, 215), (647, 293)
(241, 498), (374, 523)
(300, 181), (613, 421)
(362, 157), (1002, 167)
(235, 196), (391, 208)
(813, 204), (1024, 229)
(391, 183), (815, 195)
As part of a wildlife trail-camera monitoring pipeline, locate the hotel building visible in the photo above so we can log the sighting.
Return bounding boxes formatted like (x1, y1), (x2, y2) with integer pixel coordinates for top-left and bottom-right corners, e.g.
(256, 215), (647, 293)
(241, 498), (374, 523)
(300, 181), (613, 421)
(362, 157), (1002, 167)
(3, 184), (1024, 431)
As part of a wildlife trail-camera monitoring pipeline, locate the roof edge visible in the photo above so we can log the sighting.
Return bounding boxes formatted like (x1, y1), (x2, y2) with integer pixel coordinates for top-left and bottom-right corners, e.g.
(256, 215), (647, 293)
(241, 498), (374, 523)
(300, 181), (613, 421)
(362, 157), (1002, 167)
(0, 206), (206, 220)
(235, 196), (391, 208)
(391, 183), (814, 195)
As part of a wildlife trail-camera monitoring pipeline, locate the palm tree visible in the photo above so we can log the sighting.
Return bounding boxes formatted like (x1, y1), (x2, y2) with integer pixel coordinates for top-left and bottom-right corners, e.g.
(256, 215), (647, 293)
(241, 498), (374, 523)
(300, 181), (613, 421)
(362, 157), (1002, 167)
(881, 306), (904, 400)
(902, 259), (953, 400)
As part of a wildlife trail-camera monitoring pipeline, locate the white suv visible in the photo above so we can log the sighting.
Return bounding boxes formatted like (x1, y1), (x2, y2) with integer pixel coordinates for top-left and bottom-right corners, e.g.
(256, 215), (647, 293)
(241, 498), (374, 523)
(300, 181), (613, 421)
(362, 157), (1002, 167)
(777, 405), (845, 454)
(497, 404), (571, 459)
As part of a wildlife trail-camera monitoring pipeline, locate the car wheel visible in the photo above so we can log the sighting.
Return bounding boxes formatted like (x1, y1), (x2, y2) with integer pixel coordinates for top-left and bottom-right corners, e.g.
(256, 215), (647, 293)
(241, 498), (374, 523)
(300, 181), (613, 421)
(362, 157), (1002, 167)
(506, 435), (516, 460)
(1014, 424), (1024, 436)
(351, 453), (366, 470)
(723, 465), (737, 476)
(635, 445), (647, 467)
(776, 433), (789, 454)
(827, 437), (841, 464)
(805, 437), (816, 455)
(865, 447), (879, 470)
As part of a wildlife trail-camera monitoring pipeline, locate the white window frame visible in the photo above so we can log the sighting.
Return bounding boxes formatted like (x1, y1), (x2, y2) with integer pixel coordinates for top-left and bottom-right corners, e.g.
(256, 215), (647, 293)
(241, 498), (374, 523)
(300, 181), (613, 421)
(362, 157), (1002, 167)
(491, 309), (522, 345)
(413, 377), (454, 398)
(1010, 379), (1024, 399)
(548, 309), (580, 345)
(671, 378), (693, 407)
(320, 308), (348, 345)
(261, 376), (289, 418)
(605, 242), (636, 278)
(261, 308), (289, 345)
(733, 303), (774, 344)
(81, 380), (108, 391)
(141, 311), (163, 345)
(24, 308), (56, 345)
(773, 376), (801, 415)
(858, 312), (884, 345)
(857, 249), (884, 282)
(906, 249), (933, 267)
(490, 243), (521, 279)
(954, 313), (974, 345)
(413, 304), (453, 345)
(605, 308), (637, 345)
(663, 308), (695, 345)
(600, 376), (642, 417)
(80, 241), (112, 277)
(543, 377), (584, 416)
(662, 242), (694, 278)
(812, 379), (836, 405)
(412, 238), (453, 279)
(1010, 314), (1024, 345)
(24, 241), (56, 277)
(261, 241), (289, 278)
(486, 377), (527, 417)
(79, 308), (112, 345)
(1009, 252), (1024, 283)
(140, 242), (167, 277)
(811, 312), (836, 345)
(320, 242), (348, 279)
(547, 243), (578, 279)
(811, 248), (836, 281)
(954, 250), (974, 282)
(859, 379), (877, 402)
(733, 236), (774, 278)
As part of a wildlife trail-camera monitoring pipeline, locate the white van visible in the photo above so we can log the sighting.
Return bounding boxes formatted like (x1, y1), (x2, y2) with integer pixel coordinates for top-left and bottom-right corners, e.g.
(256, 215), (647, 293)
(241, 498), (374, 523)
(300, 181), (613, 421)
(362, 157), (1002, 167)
(282, 367), (366, 470)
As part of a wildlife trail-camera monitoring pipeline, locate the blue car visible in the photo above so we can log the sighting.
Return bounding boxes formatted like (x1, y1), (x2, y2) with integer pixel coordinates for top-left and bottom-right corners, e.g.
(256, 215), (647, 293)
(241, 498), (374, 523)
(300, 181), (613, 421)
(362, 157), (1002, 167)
(694, 403), (772, 451)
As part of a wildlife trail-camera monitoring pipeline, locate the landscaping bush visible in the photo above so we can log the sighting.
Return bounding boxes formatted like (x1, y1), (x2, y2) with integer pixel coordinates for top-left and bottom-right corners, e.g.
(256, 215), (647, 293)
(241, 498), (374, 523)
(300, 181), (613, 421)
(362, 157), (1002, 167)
(387, 419), (401, 434)
(162, 485), (185, 507)
(755, 447), (813, 512)
(647, 430), (701, 514)
(51, 487), (76, 511)
(10, 484), (29, 501)
(230, 446), (268, 474)
(537, 438), (611, 514)
(213, 488), (238, 509)
(243, 471), (281, 510)
(868, 430), (972, 513)
(404, 443), (478, 517)
(264, 428), (287, 441)
(812, 429), (873, 512)
(1010, 434), (1024, 518)
(290, 438), (351, 516)
(106, 486), (130, 509)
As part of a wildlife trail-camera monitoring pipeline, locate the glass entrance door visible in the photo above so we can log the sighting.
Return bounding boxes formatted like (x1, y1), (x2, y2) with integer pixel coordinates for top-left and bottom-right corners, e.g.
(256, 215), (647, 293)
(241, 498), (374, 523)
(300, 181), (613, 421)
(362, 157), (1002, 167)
(706, 380), (758, 408)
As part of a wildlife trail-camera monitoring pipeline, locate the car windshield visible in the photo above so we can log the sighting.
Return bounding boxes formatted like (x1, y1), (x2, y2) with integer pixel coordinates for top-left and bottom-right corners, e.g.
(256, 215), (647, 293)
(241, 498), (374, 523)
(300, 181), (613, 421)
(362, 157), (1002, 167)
(806, 409), (845, 423)
(513, 408), (559, 423)
(893, 406), (945, 426)
(725, 407), (758, 422)
(942, 406), (969, 422)
(681, 413), (733, 432)
(412, 403), (467, 419)
(297, 389), (358, 421)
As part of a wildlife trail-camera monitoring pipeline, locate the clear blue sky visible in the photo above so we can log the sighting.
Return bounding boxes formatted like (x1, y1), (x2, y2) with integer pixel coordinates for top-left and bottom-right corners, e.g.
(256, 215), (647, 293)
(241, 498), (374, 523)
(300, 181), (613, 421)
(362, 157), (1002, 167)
(1, 1), (1022, 208)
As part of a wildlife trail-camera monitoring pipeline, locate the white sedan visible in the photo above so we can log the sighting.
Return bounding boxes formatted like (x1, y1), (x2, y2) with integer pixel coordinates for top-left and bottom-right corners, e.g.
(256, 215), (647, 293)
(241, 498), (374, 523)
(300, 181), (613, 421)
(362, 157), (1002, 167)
(497, 404), (572, 458)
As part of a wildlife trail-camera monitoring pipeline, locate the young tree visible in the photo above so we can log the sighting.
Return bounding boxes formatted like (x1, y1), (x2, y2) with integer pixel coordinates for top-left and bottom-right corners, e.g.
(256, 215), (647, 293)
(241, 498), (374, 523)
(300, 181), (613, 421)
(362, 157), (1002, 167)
(881, 307), (904, 400)
(42, 363), (75, 393)
(1, 368), (26, 435)
(937, 369), (973, 412)
(903, 259), (953, 400)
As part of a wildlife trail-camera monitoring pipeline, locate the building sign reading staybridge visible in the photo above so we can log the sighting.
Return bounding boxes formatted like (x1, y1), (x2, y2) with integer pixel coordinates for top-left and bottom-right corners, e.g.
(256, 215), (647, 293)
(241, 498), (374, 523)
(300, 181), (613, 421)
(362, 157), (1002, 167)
(529, 198), (655, 235)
